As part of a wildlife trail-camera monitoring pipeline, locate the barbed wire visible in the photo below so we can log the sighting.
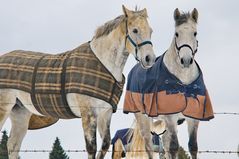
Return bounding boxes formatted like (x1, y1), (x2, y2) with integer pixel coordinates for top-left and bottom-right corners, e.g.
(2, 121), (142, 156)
(0, 149), (239, 154)
(0, 102), (238, 156)
(214, 112), (239, 115)
(198, 150), (239, 154)
(0, 102), (239, 116)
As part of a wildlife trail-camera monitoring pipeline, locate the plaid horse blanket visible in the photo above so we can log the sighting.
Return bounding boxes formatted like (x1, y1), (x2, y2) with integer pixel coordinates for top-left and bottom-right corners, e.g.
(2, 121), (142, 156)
(124, 54), (214, 120)
(0, 42), (125, 119)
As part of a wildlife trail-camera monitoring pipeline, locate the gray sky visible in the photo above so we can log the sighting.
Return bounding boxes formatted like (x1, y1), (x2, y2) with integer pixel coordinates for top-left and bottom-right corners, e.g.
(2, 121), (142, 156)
(0, 0), (239, 158)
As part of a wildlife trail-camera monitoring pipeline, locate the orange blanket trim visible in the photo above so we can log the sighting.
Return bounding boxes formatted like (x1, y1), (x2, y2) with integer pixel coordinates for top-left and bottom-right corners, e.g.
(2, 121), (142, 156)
(123, 90), (214, 120)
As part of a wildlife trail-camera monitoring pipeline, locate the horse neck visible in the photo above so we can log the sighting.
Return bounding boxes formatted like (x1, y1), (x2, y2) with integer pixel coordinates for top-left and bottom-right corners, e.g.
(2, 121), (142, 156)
(90, 26), (128, 82)
(163, 38), (199, 85)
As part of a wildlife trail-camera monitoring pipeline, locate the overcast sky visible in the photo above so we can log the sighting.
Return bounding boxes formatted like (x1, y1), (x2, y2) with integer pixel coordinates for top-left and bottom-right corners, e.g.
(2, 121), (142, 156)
(0, 0), (239, 159)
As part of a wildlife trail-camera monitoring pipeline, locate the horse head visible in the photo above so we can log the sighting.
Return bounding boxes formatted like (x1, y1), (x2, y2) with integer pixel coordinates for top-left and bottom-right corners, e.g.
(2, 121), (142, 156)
(174, 8), (199, 68)
(123, 5), (156, 69)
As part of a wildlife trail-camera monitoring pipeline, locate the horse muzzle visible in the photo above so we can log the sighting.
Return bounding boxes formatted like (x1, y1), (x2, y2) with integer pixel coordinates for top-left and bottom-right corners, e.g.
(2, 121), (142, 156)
(180, 56), (193, 68)
(141, 53), (156, 69)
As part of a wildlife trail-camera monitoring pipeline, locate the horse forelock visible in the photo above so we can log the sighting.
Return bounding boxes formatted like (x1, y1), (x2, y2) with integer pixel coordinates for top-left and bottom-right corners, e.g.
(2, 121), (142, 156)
(175, 12), (196, 26)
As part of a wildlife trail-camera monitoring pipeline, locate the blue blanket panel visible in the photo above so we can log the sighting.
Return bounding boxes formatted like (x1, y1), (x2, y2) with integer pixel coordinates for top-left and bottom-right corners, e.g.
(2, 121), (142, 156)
(127, 54), (206, 98)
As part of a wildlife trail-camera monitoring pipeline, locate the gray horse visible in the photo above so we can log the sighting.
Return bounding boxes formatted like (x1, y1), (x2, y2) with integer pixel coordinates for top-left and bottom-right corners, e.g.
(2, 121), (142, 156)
(123, 8), (214, 159)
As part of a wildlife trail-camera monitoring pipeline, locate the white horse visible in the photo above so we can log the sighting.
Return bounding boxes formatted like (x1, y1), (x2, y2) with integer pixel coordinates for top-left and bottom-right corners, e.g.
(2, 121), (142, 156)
(0, 6), (156, 159)
(123, 8), (214, 159)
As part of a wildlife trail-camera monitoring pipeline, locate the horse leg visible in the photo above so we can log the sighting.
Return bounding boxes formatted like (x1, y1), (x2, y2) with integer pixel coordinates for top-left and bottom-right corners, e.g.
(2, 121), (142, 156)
(96, 108), (113, 159)
(162, 115), (179, 159)
(0, 90), (17, 130)
(81, 107), (97, 159)
(0, 104), (14, 158)
(0, 107), (11, 131)
(112, 139), (124, 159)
(135, 113), (154, 159)
(187, 119), (199, 159)
(8, 105), (32, 159)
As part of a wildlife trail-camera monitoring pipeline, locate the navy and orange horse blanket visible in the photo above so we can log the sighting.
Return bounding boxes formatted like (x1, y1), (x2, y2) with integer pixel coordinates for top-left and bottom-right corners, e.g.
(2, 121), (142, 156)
(123, 54), (214, 120)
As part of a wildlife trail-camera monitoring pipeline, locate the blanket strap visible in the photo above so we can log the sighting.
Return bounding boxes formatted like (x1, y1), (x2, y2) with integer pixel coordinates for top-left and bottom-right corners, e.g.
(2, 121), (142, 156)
(31, 55), (45, 109)
(60, 53), (77, 117)
(109, 82), (117, 112)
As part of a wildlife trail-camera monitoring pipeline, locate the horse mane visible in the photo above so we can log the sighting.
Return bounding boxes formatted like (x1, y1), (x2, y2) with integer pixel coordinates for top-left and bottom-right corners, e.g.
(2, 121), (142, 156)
(94, 9), (148, 39)
(94, 15), (126, 39)
(175, 12), (195, 26)
(127, 123), (148, 158)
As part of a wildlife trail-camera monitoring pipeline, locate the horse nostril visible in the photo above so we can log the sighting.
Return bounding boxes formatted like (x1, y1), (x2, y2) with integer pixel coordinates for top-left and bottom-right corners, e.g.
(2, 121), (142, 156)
(190, 58), (193, 64)
(180, 58), (184, 65)
(145, 55), (150, 63)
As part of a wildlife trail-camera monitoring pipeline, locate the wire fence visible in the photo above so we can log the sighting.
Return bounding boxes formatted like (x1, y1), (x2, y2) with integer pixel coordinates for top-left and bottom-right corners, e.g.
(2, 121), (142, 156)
(0, 103), (238, 156)
(0, 102), (239, 116)
(214, 112), (239, 115)
(0, 149), (238, 154)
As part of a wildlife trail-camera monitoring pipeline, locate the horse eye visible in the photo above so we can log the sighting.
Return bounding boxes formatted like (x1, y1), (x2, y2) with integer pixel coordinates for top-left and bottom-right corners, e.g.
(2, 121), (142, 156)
(133, 28), (138, 34)
(175, 32), (179, 37)
(194, 32), (197, 36)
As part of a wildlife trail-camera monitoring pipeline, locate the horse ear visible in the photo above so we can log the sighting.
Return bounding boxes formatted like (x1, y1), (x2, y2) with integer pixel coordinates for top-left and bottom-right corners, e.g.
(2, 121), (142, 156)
(191, 8), (198, 23)
(122, 5), (132, 17)
(174, 8), (181, 21)
(136, 8), (148, 17)
(141, 8), (148, 17)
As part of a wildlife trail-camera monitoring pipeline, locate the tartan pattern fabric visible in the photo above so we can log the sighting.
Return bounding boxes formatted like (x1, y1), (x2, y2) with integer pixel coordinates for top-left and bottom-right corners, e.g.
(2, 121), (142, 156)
(0, 42), (125, 119)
